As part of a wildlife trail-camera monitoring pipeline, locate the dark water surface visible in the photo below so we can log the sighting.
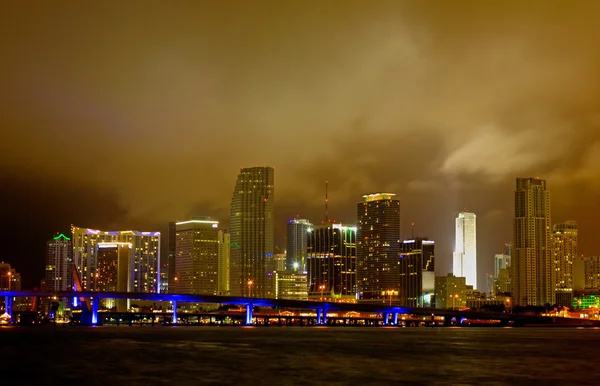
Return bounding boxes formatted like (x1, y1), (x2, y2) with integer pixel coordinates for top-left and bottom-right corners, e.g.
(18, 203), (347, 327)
(1, 326), (598, 385)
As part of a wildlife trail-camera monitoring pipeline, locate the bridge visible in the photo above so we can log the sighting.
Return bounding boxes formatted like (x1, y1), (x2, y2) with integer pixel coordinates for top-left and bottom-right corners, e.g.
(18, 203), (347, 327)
(1, 290), (596, 327)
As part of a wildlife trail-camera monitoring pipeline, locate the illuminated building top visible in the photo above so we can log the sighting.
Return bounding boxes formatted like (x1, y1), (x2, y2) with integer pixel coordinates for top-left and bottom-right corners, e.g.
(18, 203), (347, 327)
(53, 233), (71, 241)
(82, 228), (160, 236)
(362, 193), (396, 202)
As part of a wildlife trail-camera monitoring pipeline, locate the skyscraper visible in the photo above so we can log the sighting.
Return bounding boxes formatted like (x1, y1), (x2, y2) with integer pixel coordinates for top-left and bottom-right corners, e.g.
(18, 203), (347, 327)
(96, 242), (131, 311)
(553, 221), (578, 290)
(356, 193), (401, 302)
(166, 221), (177, 293)
(287, 218), (313, 271)
(399, 238), (435, 307)
(494, 254), (511, 278)
(453, 212), (477, 289)
(306, 223), (356, 301)
(229, 166), (275, 298)
(46, 234), (73, 292)
(513, 177), (554, 306)
(175, 218), (220, 295)
(71, 227), (160, 293)
(217, 229), (231, 296)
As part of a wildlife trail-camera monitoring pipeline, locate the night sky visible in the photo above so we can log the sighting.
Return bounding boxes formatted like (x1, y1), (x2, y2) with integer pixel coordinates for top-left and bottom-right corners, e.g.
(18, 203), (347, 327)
(2, 1), (600, 289)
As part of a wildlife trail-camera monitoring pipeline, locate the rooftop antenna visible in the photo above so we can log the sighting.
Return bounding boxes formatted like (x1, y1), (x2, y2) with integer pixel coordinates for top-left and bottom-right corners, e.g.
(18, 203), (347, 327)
(411, 222), (414, 239)
(325, 180), (329, 223)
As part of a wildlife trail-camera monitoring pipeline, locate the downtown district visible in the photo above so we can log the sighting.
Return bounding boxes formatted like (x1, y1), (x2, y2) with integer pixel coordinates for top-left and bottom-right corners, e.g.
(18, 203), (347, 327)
(2, 167), (599, 320)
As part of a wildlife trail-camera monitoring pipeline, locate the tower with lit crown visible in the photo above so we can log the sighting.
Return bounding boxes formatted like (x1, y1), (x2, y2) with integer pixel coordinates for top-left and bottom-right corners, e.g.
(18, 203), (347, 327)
(453, 212), (477, 289)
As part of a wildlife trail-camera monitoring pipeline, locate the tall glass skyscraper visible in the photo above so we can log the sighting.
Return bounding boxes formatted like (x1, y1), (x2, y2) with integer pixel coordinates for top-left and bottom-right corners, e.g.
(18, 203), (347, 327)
(453, 212), (477, 289)
(229, 166), (275, 298)
(513, 177), (554, 306)
(356, 193), (401, 302)
(287, 218), (312, 271)
(46, 233), (73, 292)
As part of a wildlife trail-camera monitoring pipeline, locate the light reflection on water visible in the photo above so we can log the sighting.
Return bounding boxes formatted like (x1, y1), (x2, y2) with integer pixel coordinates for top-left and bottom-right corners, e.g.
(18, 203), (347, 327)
(1, 326), (599, 385)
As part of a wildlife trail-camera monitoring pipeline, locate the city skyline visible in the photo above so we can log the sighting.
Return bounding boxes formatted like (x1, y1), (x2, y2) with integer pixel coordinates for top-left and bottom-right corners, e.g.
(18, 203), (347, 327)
(3, 2), (600, 292)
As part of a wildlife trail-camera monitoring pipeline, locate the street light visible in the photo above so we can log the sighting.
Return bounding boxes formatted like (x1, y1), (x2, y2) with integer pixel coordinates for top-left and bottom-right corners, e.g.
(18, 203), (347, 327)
(505, 298), (511, 314)
(452, 294), (459, 309)
(386, 290), (394, 306)
(319, 285), (326, 301)
(247, 280), (254, 298)
(7, 271), (11, 291)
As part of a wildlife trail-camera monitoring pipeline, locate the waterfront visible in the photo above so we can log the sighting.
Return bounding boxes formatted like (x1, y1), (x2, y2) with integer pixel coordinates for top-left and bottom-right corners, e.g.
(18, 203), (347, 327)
(1, 327), (599, 385)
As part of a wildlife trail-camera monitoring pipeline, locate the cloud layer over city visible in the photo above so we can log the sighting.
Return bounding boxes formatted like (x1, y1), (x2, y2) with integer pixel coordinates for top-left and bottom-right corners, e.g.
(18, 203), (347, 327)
(2, 1), (600, 286)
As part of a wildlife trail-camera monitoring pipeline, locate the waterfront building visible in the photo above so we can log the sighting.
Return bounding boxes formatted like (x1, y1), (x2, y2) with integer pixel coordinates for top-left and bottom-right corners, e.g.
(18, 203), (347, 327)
(175, 218), (219, 295)
(356, 193), (401, 302)
(553, 221), (578, 290)
(307, 223), (356, 301)
(96, 242), (131, 311)
(217, 229), (231, 296)
(399, 238), (435, 307)
(0, 263), (19, 291)
(287, 218), (312, 271)
(435, 274), (467, 309)
(512, 178), (554, 306)
(46, 234), (73, 292)
(71, 227), (160, 293)
(453, 212), (477, 289)
(229, 166), (275, 298)
(273, 270), (308, 300)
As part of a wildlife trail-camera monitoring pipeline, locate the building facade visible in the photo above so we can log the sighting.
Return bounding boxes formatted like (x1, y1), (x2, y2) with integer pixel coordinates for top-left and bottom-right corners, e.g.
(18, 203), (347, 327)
(399, 238), (435, 307)
(175, 218), (220, 295)
(494, 253), (511, 279)
(96, 242), (131, 311)
(453, 212), (477, 289)
(217, 229), (231, 296)
(46, 234), (73, 292)
(512, 177), (554, 306)
(287, 218), (312, 271)
(435, 274), (467, 309)
(273, 271), (308, 300)
(164, 221), (176, 293)
(553, 221), (578, 290)
(306, 223), (356, 301)
(356, 193), (401, 302)
(229, 166), (275, 298)
(0, 263), (19, 291)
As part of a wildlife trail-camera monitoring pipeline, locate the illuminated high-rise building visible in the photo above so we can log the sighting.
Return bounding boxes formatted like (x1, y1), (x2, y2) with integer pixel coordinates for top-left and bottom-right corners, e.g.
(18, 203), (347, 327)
(273, 271), (308, 300)
(307, 223), (356, 301)
(553, 221), (578, 290)
(96, 242), (131, 311)
(287, 218), (312, 271)
(175, 218), (220, 295)
(0, 263), (19, 291)
(453, 212), (477, 289)
(512, 177), (554, 306)
(46, 234), (73, 292)
(217, 229), (231, 296)
(71, 227), (160, 293)
(166, 222), (176, 293)
(399, 238), (435, 307)
(274, 253), (287, 271)
(435, 273), (467, 309)
(229, 166), (275, 298)
(356, 193), (401, 302)
(494, 253), (511, 278)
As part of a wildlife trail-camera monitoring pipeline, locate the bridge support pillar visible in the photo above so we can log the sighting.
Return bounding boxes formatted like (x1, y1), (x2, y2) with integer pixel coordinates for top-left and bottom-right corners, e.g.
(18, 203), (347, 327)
(393, 312), (399, 326)
(92, 297), (99, 325)
(245, 304), (253, 325)
(383, 313), (389, 325)
(4, 296), (13, 320)
(323, 308), (328, 325)
(316, 308), (323, 325)
(172, 300), (178, 324)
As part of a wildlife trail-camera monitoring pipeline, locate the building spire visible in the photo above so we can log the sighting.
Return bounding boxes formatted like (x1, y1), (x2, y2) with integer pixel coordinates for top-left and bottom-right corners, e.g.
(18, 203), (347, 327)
(325, 180), (329, 223)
